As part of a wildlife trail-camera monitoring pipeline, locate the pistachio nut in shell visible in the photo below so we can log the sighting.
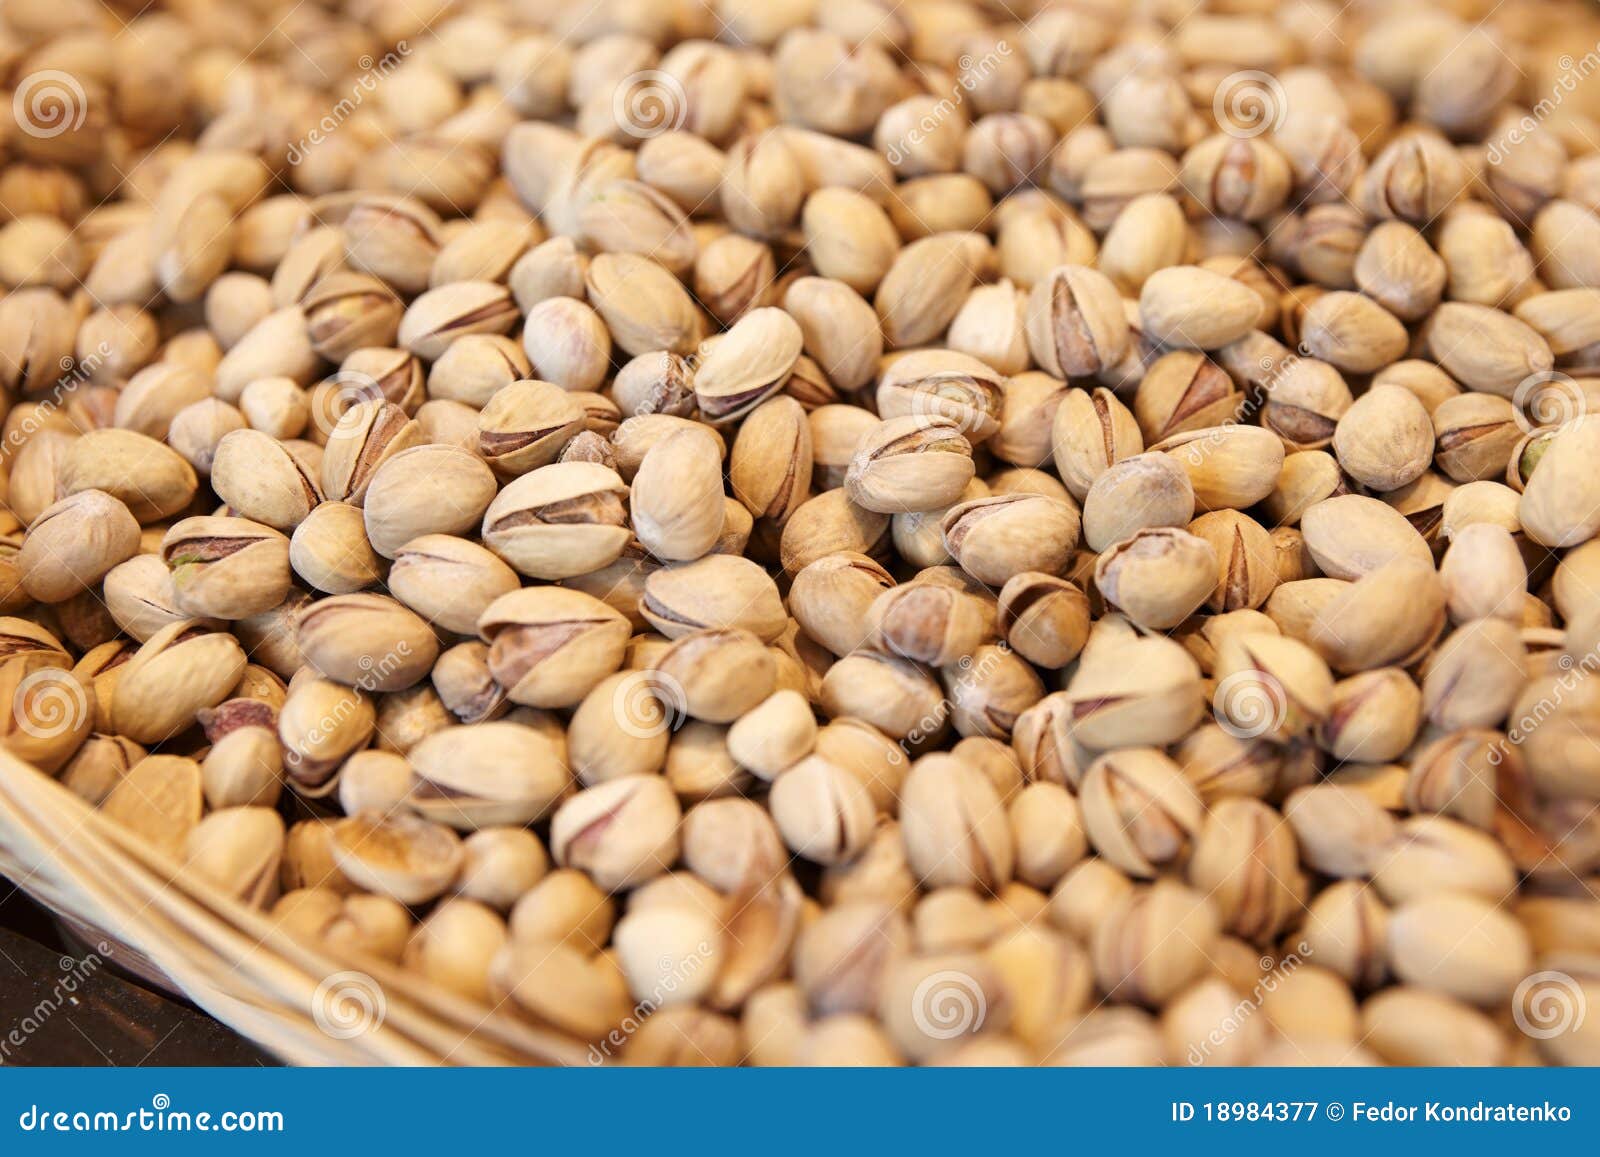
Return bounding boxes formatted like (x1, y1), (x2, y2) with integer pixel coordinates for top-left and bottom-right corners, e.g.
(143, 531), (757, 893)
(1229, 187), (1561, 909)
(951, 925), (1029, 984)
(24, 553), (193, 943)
(296, 594), (440, 692)
(478, 587), (631, 708)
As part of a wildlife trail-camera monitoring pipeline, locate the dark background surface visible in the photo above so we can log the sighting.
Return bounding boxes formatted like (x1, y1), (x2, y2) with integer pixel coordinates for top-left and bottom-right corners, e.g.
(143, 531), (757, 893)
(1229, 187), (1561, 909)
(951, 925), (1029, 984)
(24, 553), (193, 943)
(0, 889), (274, 1066)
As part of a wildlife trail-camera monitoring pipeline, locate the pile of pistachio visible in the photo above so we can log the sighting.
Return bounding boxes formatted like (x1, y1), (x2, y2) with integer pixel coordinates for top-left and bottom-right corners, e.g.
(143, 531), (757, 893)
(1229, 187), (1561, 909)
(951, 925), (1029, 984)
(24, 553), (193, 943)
(5, 0), (1600, 1066)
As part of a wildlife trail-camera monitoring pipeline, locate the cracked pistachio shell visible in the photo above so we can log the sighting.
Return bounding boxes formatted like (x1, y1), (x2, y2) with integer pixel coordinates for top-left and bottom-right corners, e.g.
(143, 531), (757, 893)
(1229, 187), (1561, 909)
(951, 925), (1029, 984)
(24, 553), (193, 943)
(795, 901), (910, 1017)
(482, 461), (630, 580)
(943, 643), (1045, 740)
(1066, 636), (1206, 749)
(330, 810), (464, 905)
(475, 378), (584, 475)
(997, 572), (1089, 669)
(1052, 386), (1143, 502)
(1025, 264), (1130, 377)
(875, 350), (1005, 444)
(1094, 527), (1216, 631)
(162, 516), (291, 620)
(296, 593), (439, 692)
(551, 773), (682, 892)
(899, 751), (1016, 891)
(478, 587), (631, 709)
(642, 554), (787, 643)
(210, 428), (323, 530)
(1079, 747), (1203, 878)
(769, 754), (878, 866)
(1081, 452), (1194, 553)
(388, 534), (519, 637)
(812, 719), (911, 814)
(694, 307), (803, 424)
(1318, 668), (1422, 764)
(1187, 509), (1278, 612)
(0, 662), (90, 773)
(1091, 880), (1220, 1007)
(789, 552), (895, 658)
(19, 490), (141, 604)
(653, 628), (776, 723)
(729, 395), (813, 522)
(942, 493), (1080, 586)
(1187, 797), (1301, 943)
(320, 400), (425, 506)
(408, 721), (570, 830)
(681, 796), (789, 896)
(363, 443), (499, 559)
(60, 733), (143, 806)
(1301, 494), (1434, 581)
(1420, 618), (1524, 731)
(431, 642), (509, 725)
(868, 582), (987, 668)
(1519, 417), (1600, 547)
(1212, 632), (1334, 740)
(109, 623), (247, 745)
(845, 414), (976, 515)
(397, 280), (519, 361)
(1012, 692), (1093, 788)
(427, 333), (532, 408)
